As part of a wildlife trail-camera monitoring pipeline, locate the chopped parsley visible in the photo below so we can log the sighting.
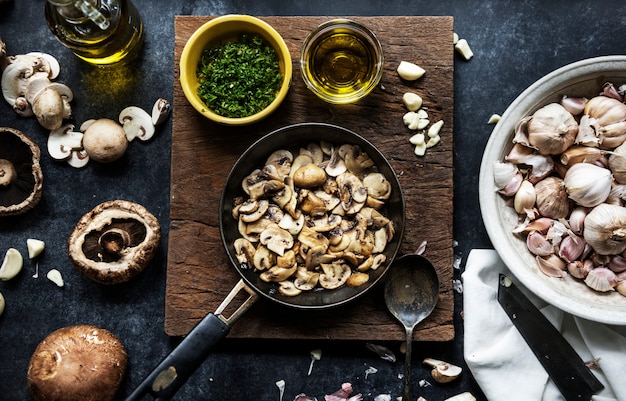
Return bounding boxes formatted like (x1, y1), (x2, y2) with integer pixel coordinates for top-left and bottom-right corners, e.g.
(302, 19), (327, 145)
(196, 34), (283, 118)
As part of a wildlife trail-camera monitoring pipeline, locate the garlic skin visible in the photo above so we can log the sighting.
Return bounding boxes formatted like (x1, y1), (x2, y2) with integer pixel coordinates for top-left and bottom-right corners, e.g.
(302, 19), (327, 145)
(584, 267), (618, 292)
(505, 143), (555, 183)
(526, 103), (578, 155)
(536, 254), (567, 278)
(563, 163), (612, 207)
(534, 176), (569, 219)
(583, 203), (626, 255)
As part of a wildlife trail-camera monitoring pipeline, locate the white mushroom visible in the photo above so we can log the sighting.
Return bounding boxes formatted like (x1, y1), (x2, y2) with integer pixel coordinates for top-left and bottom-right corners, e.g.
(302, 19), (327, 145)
(119, 106), (155, 142)
(259, 224), (293, 256)
(66, 149), (90, 168)
(151, 98), (171, 125)
(2, 59), (35, 106)
(48, 124), (84, 161)
(32, 84), (73, 130)
(82, 118), (128, 163)
(423, 358), (463, 383)
(26, 52), (61, 79)
(319, 261), (352, 289)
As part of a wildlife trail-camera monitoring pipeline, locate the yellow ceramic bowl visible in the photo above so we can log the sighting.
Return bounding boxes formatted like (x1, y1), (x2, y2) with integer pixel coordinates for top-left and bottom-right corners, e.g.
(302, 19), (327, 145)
(180, 15), (292, 125)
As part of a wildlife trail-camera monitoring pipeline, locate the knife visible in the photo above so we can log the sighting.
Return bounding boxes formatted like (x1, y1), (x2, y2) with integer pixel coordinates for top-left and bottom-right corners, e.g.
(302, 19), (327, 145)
(497, 274), (604, 401)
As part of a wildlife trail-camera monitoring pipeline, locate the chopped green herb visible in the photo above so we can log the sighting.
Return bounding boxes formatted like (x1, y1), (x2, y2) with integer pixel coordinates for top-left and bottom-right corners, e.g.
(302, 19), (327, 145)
(196, 34), (283, 118)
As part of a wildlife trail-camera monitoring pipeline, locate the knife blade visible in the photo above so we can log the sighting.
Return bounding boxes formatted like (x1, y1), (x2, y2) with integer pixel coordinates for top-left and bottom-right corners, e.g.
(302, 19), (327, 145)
(497, 274), (604, 401)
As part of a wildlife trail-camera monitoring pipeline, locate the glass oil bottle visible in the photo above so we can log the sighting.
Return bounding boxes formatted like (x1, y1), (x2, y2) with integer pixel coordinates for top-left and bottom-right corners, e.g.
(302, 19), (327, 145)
(45, 0), (143, 65)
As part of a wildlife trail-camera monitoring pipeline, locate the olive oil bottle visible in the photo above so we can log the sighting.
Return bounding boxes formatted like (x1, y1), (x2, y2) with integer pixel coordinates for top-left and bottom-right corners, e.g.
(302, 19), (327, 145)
(45, 0), (143, 65)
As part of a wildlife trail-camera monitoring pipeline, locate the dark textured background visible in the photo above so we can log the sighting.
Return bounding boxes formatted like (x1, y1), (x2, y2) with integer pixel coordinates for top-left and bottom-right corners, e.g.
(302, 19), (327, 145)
(1, 1), (625, 400)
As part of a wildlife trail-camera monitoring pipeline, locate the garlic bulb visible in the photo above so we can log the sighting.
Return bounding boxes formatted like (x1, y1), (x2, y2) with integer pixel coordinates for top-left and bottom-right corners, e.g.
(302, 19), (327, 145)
(583, 203), (626, 255)
(563, 163), (612, 207)
(534, 176), (569, 219)
(609, 141), (626, 184)
(584, 96), (626, 127)
(526, 103), (578, 155)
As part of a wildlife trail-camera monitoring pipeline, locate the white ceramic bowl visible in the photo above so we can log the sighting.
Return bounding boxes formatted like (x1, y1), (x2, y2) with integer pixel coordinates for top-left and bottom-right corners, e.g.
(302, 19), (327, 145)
(479, 55), (626, 325)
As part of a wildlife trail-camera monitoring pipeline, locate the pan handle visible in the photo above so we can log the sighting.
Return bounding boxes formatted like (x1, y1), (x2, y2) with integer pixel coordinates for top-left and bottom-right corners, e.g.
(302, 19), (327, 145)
(124, 279), (259, 401)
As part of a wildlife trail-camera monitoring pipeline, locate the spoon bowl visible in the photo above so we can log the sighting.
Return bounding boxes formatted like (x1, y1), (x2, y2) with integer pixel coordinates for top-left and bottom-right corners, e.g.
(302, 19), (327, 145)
(384, 254), (439, 401)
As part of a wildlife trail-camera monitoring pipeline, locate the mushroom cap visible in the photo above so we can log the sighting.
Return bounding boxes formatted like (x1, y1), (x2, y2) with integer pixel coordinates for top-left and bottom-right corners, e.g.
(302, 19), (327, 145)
(82, 118), (128, 163)
(27, 324), (128, 401)
(0, 127), (43, 217)
(68, 200), (161, 284)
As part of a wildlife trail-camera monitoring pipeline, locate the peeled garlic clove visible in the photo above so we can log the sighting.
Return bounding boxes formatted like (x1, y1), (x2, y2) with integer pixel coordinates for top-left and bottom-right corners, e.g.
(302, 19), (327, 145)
(527, 103), (578, 155)
(397, 61), (425, 81)
(534, 176), (569, 219)
(47, 269), (64, 287)
(583, 203), (626, 255)
(584, 267), (617, 292)
(27, 238), (45, 259)
(514, 180), (536, 216)
(0, 248), (23, 281)
(563, 162), (612, 207)
(558, 234), (586, 262)
(402, 92), (423, 111)
(527, 231), (553, 256)
(536, 254), (567, 278)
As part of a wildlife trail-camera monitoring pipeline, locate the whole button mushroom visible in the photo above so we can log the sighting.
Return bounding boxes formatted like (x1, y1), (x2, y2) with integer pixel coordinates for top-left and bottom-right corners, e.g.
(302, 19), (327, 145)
(68, 200), (161, 284)
(0, 127), (43, 217)
(27, 324), (127, 401)
(81, 118), (129, 163)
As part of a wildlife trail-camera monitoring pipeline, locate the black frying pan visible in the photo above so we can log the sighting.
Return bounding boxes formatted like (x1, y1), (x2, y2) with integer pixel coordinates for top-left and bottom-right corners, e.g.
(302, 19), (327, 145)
(125, 123), (405, 401)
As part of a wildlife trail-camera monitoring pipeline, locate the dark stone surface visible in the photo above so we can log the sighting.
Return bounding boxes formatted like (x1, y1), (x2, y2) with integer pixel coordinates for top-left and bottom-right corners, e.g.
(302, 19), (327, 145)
(0, 1), (624, 400)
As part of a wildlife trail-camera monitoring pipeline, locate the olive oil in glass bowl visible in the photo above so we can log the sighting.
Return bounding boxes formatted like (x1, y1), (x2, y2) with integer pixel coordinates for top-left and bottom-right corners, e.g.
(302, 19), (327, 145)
(300, 19), (383, 104)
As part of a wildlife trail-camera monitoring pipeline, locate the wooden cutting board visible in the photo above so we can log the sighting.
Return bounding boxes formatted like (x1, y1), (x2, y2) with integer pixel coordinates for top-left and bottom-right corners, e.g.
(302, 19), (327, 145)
(166, 16), (455, 341)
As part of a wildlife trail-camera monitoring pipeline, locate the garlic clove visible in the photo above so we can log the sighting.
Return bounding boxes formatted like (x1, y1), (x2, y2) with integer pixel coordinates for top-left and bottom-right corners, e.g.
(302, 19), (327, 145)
(0, 248), (23, 281)
(536, 254), (567, 278)
(514, 180), (536, 217)
(607, 255), (626, 273)
(27, 238), (45, 259)
(559, 145), (603, 166)
(584, 96), (626, 128)
(602, 82), (623, 102)
(527, 231), (554, 256)
(558, 234), (586, 262)
(505, 143), (555, 183)
(493, 162), (522, 196)
(513, 217), (555, 235)
(568, 206), (587, 234)
(560, 95), (588, 116)
(575, 115), (600, 146)
(567, 260), (593, 279)
(599, 120), (626, 149)
(584, 267), (617, 292)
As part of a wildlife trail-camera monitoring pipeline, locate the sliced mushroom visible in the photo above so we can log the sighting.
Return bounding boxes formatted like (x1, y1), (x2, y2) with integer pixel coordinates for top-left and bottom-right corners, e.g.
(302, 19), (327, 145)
(48, 124), (83, 161)
(66, 149), (90, 168)
(278, 212), (305, 235)
(325, 146), (347, 177)
(276, 249), (296, 268)
(234, 238), (256, 267)
(151, 98), (171, 125)
(27, 324), (127, 401)
(278, 280), (302, 296)
(344, 145), (375, 176)
(252, 245), (275, 271)
(67, 200), (161, 284)
(259, 223), (293, 256)
(423, 358), (463, 383)
(346, 272), (369, 287)
(363, 172), (392, 200)
(260, 263), (297, 282)
(289, 154), (314, 177)
(265, 149), (293, 177)
(0, 127), (43, 217)
(299, 190), (327, 217)
(336, 172), (367, 214)
(119, 106), (155, 142)
(319, 261), (352, 289)
(240, 199), (269, 223)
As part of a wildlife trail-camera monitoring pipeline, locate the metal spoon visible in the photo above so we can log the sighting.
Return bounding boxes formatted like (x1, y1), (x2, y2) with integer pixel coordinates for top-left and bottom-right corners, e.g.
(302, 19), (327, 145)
(384, 254), (439, 401)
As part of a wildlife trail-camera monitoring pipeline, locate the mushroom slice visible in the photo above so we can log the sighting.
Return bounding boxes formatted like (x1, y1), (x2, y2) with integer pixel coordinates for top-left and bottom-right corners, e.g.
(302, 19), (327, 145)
(1, 59), (34, 106)
(253, 245), (275, 271)
(305, 244), (329, 270)
(337, 172), (367, 214)
(319, 262), (352, 289)
(299, 190), (327, 217)
(289, 154), (314, 177)
(234, 238), (256, 267)
(240, 199), (269, 223)
(260, 263), (297, 283)
(119, 106), (155, 142)
(27, 324), (127, 401)
(344, 145), (375, 175)
(325, 147), (347, 177)
(308, 214), (342, 233)
(314, 190), (341, 211)
(372, 228), (389, 254)
(278, 212), (305, 236)
(67, 200), (161, 285)
(298, 226), (330, 251)
(48, 124), (83, 161)
(276, 250), (296, 268)
(346, 272), (369, 287)
(278, 280), (302, 297)
(26, 51), (61, 79)
(259, 223), (294, 256)
(0, 127), (43, 217)
(265, 149), (293, 177)
(363, 172), (392, 200)
(294, 266), (320, 291)
(306, 142), (325, 165)
(423, 358), (463, 383)
(371, 254), (387, 270)
(151, 98), (171, 125)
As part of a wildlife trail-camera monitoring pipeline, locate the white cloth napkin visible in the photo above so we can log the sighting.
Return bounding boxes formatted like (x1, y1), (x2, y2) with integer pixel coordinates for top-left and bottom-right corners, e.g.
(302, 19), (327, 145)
(462, 249), (626, 401)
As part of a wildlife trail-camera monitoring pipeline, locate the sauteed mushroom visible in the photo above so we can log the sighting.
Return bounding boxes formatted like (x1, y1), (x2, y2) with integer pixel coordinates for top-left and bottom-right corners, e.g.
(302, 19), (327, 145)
(68, 200), (161, 284)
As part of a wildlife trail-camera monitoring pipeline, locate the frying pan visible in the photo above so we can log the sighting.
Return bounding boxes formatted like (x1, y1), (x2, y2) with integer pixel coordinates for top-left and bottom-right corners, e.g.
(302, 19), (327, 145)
(125, 123), (405, 401)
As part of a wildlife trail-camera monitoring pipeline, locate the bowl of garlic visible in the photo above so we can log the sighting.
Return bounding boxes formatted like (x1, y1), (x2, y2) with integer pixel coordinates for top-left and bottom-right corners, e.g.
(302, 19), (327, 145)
(479, 55), (626, 324)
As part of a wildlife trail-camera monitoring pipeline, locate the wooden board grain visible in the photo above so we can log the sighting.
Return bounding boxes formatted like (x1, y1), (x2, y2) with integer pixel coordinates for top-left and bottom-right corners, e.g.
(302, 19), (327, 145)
(166, 16), (455, 341)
